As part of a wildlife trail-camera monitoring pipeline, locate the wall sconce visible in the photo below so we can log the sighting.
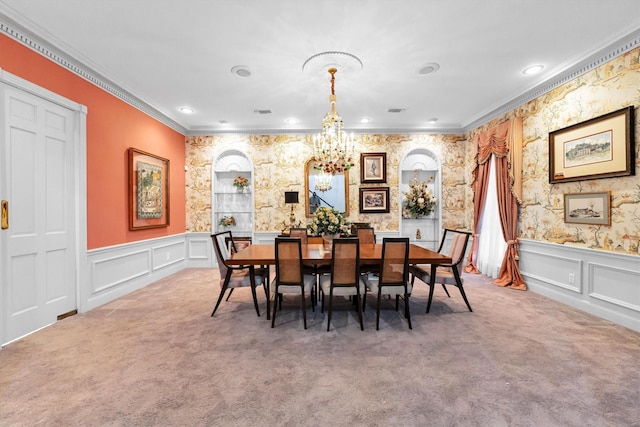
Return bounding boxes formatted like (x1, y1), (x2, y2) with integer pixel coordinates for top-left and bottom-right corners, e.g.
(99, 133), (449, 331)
(284, 191), (299, 226)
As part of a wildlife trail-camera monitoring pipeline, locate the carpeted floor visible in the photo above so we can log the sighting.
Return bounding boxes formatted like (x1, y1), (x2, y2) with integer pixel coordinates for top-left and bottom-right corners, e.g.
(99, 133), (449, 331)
(1, 268), (639, 426)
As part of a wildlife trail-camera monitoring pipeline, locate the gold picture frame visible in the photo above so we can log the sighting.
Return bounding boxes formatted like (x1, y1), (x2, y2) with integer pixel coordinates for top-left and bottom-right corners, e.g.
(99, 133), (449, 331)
(129, 148), (170, 230)
(549, 106), (634, 183)
(564, 192), (611, 226)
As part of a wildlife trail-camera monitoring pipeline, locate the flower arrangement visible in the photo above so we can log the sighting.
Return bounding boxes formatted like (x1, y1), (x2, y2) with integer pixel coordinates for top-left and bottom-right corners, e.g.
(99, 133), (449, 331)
(402, 175), (437, 218)
(218, 215), (236, 228)
(233, 176), (249, 189)
(307, 207), (351, 237)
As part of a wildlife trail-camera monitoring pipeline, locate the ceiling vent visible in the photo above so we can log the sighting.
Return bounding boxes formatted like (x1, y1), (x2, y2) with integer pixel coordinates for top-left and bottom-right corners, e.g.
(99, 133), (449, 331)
(253, 109), (272, 115)
(388, 108), (406, 113)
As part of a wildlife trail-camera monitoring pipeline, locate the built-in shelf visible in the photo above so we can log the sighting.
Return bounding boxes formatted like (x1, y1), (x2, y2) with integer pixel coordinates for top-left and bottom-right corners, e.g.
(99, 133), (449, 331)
(399, 149), (441, 251)
(212, 151), (254, 239)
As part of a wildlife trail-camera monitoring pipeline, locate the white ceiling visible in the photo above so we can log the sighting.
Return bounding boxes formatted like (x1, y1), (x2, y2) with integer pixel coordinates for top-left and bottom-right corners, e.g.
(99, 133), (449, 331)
(2, 0), (640, 135)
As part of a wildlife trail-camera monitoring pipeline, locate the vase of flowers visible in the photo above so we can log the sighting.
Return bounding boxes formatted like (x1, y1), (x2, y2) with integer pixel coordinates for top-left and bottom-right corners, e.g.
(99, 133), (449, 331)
(218, 215), (236, 228)
(233, 176), (249, 192)
(307, 207), (350, 248)
(402, 174), (437, 219)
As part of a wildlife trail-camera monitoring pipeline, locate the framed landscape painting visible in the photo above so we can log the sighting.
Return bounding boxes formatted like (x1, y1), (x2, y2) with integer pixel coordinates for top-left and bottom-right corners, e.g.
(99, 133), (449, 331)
(359, 187), (390, 213)
(129, 148), (170, 230)
(549, 106), (634, 183)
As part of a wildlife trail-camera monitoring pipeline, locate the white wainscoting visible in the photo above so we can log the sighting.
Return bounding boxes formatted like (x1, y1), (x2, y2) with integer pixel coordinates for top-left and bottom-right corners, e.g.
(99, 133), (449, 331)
(83, 233), (214, 311)
(519, 239), (640, 333)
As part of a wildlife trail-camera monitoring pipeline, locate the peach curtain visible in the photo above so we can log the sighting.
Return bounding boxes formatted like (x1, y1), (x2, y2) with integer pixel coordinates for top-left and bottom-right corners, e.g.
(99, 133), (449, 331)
(465, 118), (526, 290)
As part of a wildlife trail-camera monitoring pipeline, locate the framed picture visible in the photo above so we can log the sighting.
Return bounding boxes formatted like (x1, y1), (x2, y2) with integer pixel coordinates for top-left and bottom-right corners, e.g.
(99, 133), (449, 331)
(360, 152), (387, 183)
(129, 148), (170, 230)
(549, 106), (634, 183)
(564, 192), (610, 226)
(359, 187), (390, 213)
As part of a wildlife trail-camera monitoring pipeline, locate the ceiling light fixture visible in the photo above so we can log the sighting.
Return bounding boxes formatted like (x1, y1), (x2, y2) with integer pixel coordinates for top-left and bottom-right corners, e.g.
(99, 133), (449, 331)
(416, 63), (440, 76)
(311, 67), (355, 175)
(428, 118), (438, 124)
(360, 117), (370, 124)
(285, 118), (298, 124)
(179, 107), (194, 114)
(231, 65), (253, 78)
(523, 64), (544, 75)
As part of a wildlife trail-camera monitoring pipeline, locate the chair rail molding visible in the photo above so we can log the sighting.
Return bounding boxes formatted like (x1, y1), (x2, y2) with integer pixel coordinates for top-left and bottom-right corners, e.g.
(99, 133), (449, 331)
(518, 238), (640, 333)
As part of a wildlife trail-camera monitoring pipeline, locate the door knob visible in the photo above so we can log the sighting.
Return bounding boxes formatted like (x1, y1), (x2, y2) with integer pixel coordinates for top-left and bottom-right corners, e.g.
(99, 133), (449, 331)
(1, 200), (8, 229)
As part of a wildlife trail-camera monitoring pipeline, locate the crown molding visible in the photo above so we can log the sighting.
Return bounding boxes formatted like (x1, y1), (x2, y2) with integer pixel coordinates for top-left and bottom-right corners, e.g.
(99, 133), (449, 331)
(2, 9), (639, 138)
(0, 12), (187, 135)
(463, 27), (640, 133)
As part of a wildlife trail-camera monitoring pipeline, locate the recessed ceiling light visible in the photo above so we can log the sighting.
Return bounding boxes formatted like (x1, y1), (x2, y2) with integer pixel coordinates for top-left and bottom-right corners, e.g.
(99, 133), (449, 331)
(231, 65), (253, 78)
(416, 63), (440, 76)
(523, 64), (544, 75)
(428, 118), (438, 124)
(360, 117), (370, 124)
(285, 118), (298, 124)
(179, 107), (194, 114)
(219, 120), (228, 126)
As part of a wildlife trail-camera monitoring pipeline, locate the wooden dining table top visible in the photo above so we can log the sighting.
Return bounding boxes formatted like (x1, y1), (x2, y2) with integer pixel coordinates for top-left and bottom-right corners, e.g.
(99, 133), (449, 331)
(227, 243), (452, 266)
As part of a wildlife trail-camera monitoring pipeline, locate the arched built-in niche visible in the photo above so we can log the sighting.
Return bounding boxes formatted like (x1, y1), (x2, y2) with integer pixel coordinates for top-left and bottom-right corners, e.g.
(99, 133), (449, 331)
(399, 148), (441, 250)
(212, 150), (254, 239)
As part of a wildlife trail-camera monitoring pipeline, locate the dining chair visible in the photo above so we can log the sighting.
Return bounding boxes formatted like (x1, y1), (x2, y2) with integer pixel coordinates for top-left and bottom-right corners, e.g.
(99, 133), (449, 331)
(271, 237), (316, 329)
(409, 229), (472, 313)
(356, 226), (376, 244)
(210, 231), (269, 317)
(362, 237), (412, 330)
(289, 227), (308, 243)
(290, 226), (326, 305)
(356, 226), (379, 276)
(319, 237), (365, 331)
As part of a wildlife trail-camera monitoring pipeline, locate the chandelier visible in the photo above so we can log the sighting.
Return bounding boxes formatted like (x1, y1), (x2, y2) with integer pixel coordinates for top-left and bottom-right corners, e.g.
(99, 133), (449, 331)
(311, 67), (355, 175)
(314, 172), (333, 192)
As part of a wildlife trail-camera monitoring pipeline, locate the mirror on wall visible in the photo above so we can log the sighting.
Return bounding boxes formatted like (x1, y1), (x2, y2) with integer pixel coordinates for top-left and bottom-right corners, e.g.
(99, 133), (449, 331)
(304, 159), (349, 217)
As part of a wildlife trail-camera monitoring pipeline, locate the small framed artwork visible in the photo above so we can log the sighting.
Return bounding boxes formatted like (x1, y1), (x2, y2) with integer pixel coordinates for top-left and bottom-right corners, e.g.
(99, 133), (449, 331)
(129, 148), (170, 230)
(564, 192), (610, 226)
(360, 152), (387, 183)
(359, 187), (390, 213)
(549, 106), (634, 183)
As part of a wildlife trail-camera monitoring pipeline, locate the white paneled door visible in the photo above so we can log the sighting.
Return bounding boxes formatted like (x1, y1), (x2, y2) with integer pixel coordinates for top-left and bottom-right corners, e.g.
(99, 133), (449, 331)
(1, 81), (79, 345)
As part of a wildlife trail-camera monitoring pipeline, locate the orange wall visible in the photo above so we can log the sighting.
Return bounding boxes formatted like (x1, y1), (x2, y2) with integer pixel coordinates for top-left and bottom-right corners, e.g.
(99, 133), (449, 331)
(1, 34), (186, 249)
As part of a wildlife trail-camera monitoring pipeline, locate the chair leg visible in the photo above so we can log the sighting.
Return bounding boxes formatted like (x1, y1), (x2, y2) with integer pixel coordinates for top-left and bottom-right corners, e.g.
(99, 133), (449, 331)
(405, 290), (412, 330)
(225, 288), (235, 301)
(376, 288), (382, 330)
(356, 291), (364, 331)
(271, 287), (278, 328)
(301, 288), (308, 329)
(395, 295), (400, 311)
(441, 284), (451, 297)
(426, 283), (435, 313)
(211, 284), (229, 316)
(250, 284), (260, 317)
(458, 285), (473, 312)
(326, 288), (333, 332)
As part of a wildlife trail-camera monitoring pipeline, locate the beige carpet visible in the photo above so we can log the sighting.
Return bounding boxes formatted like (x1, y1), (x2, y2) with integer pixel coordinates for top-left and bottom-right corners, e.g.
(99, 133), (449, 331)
(1, 268), (639, 426)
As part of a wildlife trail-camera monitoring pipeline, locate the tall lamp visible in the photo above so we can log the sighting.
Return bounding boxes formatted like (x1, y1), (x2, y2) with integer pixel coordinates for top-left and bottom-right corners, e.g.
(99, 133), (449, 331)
(284, 191), (299, 227)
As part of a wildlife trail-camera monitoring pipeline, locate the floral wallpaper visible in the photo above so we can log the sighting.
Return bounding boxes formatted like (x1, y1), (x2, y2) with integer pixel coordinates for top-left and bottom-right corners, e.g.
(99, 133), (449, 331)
(468, 47), (640, 256)
(185, 134), (468, 234)
(186, 46), (640, 257)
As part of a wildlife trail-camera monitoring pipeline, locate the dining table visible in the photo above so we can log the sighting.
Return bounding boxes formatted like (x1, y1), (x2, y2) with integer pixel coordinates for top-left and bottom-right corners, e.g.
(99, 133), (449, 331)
(227, 242), (452, 320)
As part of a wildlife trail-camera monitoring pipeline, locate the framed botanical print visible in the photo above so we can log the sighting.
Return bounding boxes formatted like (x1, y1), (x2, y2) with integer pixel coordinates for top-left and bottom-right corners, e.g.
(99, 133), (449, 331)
(129, 148), (170, 230)
(360, 152), (387, 183)
(359, 187), (390, 213)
